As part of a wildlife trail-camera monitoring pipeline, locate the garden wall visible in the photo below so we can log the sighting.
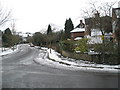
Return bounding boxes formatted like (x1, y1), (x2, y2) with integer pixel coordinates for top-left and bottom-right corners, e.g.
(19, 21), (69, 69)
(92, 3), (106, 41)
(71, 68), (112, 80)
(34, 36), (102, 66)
(61, 50), (92, 61)
(61, 50), (118, 64)
(51, 44), (118, 64)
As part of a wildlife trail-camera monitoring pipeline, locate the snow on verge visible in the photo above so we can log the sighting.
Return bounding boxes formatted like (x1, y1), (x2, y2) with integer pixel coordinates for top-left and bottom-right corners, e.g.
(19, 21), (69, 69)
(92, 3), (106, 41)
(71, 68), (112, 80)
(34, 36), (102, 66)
(35, 47), (120, 73)
(0, 45), (20, 56)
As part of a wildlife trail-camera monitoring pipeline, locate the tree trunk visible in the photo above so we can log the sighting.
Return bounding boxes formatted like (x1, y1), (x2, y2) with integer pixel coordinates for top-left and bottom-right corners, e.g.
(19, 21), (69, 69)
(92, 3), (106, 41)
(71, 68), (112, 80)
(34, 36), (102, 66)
(118, 40), (120, 64)
(102, 39), (105, 63)
(99, 17), (105, 63)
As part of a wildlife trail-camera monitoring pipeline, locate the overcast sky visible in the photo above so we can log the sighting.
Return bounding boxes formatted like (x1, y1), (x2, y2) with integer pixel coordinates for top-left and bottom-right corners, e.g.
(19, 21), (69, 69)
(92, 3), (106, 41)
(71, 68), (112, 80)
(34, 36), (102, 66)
(0, 0), (119, 33)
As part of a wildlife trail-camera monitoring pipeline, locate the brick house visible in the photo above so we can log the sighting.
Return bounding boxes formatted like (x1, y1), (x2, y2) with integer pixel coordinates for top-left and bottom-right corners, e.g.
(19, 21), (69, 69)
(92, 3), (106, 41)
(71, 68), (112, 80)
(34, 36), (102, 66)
(70, 20), (85, 40)
(70, 28), (85, 40)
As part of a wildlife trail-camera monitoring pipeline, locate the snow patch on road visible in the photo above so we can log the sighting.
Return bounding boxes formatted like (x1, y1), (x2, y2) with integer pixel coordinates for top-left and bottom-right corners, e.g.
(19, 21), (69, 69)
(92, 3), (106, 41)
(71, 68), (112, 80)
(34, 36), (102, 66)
(34, 47), (120, 73)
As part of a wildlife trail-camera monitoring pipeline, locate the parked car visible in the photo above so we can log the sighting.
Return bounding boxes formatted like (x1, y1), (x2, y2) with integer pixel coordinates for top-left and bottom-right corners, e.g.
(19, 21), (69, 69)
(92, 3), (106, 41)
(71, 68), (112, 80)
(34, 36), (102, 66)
(30, 43), (34, 47)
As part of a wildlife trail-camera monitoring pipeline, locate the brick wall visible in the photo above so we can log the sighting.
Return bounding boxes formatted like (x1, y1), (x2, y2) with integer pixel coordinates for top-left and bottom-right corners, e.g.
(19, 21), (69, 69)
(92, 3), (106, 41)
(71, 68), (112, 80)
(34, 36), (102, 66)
(71, 32), (85, 40)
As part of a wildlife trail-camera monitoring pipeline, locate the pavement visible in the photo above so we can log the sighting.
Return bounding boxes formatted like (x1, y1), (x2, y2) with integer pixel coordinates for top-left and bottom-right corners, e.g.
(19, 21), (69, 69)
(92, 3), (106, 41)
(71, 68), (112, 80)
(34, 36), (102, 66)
(1, 44), (119, 88)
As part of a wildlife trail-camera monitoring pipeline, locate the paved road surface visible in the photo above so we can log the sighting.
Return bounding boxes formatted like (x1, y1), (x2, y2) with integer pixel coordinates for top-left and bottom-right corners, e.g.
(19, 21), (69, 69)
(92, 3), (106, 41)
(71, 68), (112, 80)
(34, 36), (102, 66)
(2, 44), (118, 88)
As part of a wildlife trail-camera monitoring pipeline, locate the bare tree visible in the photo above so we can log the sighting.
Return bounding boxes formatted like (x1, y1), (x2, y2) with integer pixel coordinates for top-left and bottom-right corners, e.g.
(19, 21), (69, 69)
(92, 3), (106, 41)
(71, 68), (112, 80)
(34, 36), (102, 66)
(100, 2), (116, 16)
(0, 3), (11, 26)
(81, 1), (100, 18)
(0, 2), (12, 52)
(81, 1), (117, 63)
(81, 1), (116, 18)
(82, 1), (117, 37)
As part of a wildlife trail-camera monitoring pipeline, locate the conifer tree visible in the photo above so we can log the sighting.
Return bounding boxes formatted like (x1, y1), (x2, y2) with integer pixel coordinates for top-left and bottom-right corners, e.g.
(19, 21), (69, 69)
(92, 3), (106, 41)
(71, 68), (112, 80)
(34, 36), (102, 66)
(64, 18), (74, 39)
(4, 28), (12, 35)
(2, 28), (21, 48)
(47, 24), (52, 35)
(46, 24), (53, 53)
(2, 28), (13, 47)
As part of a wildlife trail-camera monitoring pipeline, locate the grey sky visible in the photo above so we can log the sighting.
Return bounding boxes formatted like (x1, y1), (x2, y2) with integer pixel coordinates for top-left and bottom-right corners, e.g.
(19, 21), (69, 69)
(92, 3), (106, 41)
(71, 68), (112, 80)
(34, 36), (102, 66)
(0, 0), (119, 33)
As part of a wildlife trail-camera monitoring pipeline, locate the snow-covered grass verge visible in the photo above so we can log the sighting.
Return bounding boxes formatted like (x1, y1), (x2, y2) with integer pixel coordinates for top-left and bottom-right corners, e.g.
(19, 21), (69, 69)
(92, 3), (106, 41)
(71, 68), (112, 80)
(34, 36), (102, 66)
(0, 45), (20, 56)
(35, 47), (120, 73)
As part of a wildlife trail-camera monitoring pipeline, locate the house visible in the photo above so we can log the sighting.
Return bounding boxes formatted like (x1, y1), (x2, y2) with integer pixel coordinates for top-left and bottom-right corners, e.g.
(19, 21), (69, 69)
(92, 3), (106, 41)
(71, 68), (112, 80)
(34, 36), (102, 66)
(86, 29), (103, 44)
(70, 18), (103, 42)
(112, 6), (120, 41)
(70, 28), (85, 40)
(84, 11), (114, 44)
(75, 20), (85, 28)
(70, 20), (86, 40)
(85, 13), (112, 33)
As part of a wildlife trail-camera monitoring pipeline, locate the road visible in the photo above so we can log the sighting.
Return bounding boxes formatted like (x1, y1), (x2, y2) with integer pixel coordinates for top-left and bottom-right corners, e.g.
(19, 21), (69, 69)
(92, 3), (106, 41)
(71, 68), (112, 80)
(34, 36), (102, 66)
(2, 44), (118, 88)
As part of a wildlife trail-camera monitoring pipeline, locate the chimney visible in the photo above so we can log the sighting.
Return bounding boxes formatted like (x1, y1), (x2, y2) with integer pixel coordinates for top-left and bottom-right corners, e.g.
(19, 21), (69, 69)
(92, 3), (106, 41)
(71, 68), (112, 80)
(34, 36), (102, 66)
(95, 11), (100, 18)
